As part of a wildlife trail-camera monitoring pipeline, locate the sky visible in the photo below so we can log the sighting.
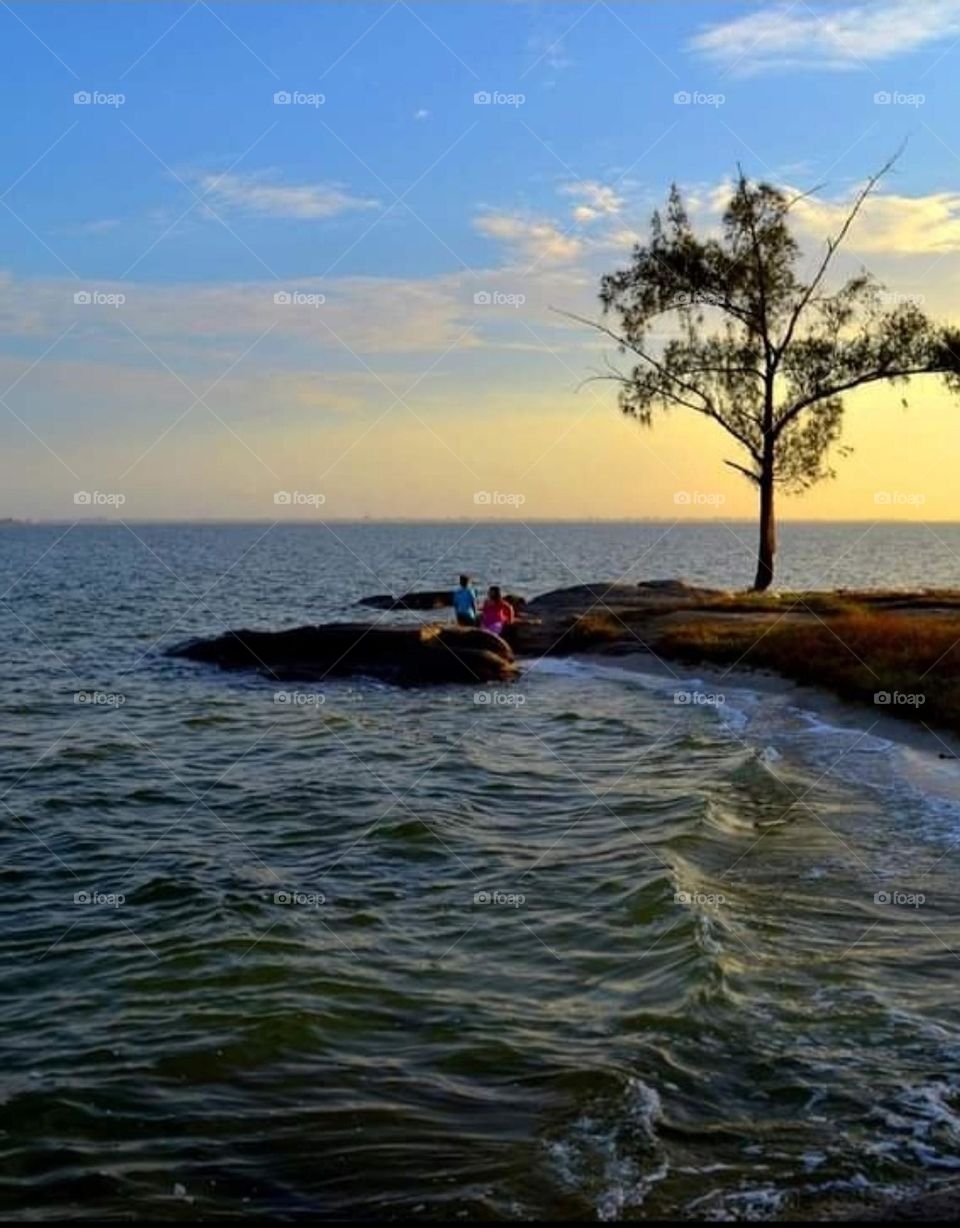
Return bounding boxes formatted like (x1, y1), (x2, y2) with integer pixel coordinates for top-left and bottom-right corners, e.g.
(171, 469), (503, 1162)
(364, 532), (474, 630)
(3, 0), (960, 521)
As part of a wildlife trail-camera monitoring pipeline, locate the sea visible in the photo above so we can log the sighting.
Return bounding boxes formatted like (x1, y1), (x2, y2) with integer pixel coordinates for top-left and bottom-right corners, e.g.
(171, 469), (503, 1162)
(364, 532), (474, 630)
(2, 519), (960, 1220)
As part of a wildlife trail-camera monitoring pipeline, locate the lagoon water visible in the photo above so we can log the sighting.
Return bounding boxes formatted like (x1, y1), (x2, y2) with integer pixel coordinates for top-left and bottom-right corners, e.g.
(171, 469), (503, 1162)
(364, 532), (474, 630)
(3, 520), (960, 1220)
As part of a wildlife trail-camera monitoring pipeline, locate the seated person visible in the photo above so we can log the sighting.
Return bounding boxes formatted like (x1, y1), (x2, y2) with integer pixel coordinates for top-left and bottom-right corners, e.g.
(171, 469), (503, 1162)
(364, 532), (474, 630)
(480, 585), (515, 637)
(452, 573), (479, 626)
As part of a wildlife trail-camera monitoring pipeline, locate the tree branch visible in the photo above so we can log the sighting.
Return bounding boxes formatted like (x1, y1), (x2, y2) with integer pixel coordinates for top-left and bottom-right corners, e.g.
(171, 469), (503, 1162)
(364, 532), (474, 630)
(775, 363), (939, 433)
(774, 147), (904, 365)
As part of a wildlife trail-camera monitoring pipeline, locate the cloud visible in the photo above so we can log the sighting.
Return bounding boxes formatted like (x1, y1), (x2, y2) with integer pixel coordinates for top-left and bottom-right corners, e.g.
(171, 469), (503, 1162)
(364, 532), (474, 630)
(474, 212), (583, 263)
(793, 188), (960, 253)
(561, 181), (625, 223)
(413, 108), (430, 120)
(195, 170), (380, 219)
(689, 0), (960, 74)
(526, 30), (573, 73)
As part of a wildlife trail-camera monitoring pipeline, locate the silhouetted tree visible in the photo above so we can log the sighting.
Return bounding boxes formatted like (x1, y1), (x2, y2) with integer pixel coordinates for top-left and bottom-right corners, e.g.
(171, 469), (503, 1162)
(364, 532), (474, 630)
(578, 158), (960, 590)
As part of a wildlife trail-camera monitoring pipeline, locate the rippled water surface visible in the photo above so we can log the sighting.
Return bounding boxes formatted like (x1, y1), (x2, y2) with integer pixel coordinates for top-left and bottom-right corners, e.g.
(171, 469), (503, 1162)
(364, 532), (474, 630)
(3, 521), (960, 1220)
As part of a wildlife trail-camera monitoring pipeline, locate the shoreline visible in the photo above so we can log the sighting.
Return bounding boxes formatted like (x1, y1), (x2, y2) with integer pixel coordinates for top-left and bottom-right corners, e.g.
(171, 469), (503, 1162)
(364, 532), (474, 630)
(566, 647), (960, 763)
(515, 581), (960, 738)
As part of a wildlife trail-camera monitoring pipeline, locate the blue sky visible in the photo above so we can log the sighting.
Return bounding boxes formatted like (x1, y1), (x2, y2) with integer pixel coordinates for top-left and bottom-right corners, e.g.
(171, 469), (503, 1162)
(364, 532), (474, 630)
(4, 0), (960, 519)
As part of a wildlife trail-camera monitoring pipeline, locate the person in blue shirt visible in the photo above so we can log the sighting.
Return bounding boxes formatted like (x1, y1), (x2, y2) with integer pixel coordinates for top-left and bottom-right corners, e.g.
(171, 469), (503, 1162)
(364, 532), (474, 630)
(452, 574), (479, 626)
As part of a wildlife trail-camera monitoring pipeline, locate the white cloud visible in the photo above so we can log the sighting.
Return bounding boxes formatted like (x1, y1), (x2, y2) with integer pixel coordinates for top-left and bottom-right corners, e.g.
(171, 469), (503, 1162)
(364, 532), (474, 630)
(690, 0), (960, 74)
(413, 108), (430, 120)
(793, 188), (960, 253)
(475, 212), (583, 263)
(561, 181), (625, 223)
(195, 170), (380, 219)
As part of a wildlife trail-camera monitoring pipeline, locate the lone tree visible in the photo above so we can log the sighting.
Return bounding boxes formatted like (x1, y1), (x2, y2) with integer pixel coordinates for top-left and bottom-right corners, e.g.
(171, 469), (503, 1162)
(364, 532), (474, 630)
(578, 158), (960, 590)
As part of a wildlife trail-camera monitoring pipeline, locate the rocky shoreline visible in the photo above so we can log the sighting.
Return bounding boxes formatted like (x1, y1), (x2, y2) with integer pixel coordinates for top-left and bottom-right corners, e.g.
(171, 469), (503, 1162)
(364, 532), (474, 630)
(171, 578), (960, 731)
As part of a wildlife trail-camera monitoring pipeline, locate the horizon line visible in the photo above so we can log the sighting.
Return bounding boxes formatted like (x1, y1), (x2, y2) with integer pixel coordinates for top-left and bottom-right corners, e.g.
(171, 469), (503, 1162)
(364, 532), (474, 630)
(4, 516), (960, 527)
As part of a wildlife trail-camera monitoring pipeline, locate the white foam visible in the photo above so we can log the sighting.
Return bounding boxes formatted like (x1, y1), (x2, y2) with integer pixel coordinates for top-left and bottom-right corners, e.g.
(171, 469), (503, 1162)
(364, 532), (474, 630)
(545, 1078), (667, 1220)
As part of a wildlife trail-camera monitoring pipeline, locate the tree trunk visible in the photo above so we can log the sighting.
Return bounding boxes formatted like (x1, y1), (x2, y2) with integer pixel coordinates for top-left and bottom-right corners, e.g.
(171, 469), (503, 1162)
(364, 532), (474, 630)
(752, 450), (776, 592)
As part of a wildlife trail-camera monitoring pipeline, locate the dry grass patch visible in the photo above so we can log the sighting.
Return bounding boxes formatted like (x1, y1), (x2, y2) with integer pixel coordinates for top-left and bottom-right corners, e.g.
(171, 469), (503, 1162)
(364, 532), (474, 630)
(655, 609), (960, 730)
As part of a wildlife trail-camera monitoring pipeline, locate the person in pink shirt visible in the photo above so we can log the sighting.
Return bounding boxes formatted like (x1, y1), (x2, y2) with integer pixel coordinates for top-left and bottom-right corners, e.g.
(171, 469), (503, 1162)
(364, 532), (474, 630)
(480, 585), (515, 637)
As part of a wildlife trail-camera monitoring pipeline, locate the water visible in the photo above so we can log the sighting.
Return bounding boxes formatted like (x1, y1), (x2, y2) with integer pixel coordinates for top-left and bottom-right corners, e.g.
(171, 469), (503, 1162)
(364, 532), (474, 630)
(3, 520), (960, 1221)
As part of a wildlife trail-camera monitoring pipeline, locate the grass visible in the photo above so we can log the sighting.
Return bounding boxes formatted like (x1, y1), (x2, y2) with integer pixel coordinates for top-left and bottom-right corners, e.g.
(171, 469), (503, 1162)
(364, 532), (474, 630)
(653, 608), (960, 731)
(564, 611), (626, 650)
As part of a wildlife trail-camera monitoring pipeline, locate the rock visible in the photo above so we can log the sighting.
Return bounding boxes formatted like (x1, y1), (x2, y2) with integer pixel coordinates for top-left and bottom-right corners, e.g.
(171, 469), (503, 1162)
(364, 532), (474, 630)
(356, 591), (450, 611)
(168, 622), (517, 686)
(527, 580), (722, 615)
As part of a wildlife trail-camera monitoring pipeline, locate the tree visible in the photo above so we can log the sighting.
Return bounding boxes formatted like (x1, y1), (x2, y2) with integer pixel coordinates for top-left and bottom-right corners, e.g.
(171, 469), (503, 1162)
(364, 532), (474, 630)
(577, 158), (960, 590)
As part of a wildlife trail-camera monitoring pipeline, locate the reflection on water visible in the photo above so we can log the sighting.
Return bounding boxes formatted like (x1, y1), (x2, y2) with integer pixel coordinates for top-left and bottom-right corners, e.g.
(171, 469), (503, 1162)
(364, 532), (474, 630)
(2, 522), (960, 1220)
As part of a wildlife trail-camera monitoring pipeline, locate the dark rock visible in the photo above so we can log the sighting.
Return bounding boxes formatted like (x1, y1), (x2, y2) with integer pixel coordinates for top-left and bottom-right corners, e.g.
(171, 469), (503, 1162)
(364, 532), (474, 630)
(527, 580), (722, 615)
(168, 622), (517, 686)
(356, 591), (450, 611)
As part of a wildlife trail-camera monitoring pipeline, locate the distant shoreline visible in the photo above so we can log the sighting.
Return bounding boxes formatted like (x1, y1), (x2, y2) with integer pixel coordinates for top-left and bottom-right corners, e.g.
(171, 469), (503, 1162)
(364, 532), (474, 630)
(7, 517), (960, 527)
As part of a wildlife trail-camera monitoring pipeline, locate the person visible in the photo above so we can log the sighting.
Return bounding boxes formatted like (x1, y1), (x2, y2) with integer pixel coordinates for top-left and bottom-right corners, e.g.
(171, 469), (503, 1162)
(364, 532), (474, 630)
(480, 585), (514, 637)
(452, 574), (479, 626)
